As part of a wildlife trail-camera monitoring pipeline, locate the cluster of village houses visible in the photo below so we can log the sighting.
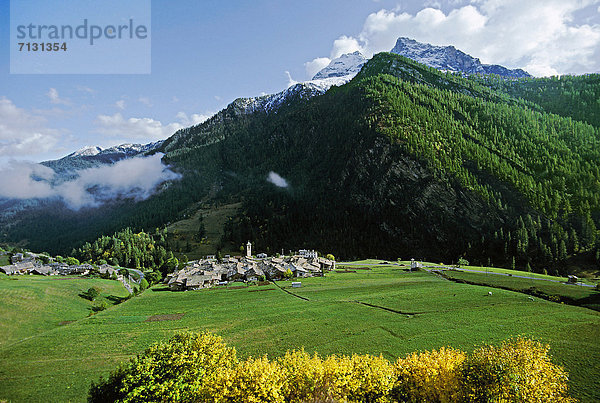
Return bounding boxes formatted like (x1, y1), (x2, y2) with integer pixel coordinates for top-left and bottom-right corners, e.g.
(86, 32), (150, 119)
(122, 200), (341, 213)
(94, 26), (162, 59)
(1, 243), (335, 292)
(165, 243), (335, 291)
(0, 252), (119, 277)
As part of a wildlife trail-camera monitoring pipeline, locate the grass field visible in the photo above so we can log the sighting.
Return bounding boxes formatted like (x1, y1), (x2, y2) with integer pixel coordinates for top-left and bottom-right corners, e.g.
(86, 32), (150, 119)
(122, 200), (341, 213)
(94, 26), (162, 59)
(0, 266), (599, 402)
(0, 275), (130, 348)
(443, 269), (600, 311)
(456, 264), (600, 284)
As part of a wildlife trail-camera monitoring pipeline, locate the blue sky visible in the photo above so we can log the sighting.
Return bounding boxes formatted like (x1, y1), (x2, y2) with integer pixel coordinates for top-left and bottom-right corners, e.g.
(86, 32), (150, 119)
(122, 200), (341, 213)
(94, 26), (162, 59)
(1, 0), (599, 164)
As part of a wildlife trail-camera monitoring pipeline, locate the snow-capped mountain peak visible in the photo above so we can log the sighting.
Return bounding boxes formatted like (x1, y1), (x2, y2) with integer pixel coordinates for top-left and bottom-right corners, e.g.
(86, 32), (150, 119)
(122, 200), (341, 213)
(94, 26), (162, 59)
(44, 141), (164, 175)
(312, 51), (367, 80)
(68, 146), (103, 158)
(233, 75), (357, 115)
(391, 37), (531, 78)
(101, 141), (164, 156)
(228, 52), (367, 115)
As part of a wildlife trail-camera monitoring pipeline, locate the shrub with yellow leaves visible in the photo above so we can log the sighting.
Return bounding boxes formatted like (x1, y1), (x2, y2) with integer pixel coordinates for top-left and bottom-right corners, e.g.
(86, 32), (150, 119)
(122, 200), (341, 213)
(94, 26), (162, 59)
(392, 346), (466, 403)
(88, 332), (575, 403)
(278, 349), (329, 402)
(88, 332), (236, 403)
(332, 354), (395, 403)
(209, 356), (285, 403)
(460, 336), (575, 403)
(278, 350), (395, 403)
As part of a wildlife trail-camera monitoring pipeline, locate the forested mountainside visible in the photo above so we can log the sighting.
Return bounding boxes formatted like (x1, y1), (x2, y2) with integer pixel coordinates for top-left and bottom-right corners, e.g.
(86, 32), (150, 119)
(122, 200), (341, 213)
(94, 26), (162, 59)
(3, 52), (599, 273)
(474, 74), (600, 128)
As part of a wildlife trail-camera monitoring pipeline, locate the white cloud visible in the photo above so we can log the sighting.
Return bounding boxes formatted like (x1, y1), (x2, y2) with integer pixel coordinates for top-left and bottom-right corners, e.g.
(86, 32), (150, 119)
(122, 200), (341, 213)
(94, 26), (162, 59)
(285, 71), (298, 87)
(303, 35), (364, 78)
(309, 0), (600, 76)
(0, 161), (55, 199)
(95, 111), (213, 142)
(138, 97), (153, 107)
(267, 171), (289, 188)
(76, 86), (95, 94)
(0, 97), (61, 157)
(331, 35), (363, 59)
(175, 112), (211, 126)
(0, 154), (181, 209)
(47, 88), (71, 105)
(115, 99), (126, 110)
(304, 57), (332, 78)
(95, 113), (183, 140)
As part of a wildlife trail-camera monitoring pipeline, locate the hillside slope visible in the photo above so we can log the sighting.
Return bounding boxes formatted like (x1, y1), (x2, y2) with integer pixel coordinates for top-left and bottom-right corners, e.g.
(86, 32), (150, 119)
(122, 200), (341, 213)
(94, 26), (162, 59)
(161, 54), (599, 268)
(3, 53), (599, 272)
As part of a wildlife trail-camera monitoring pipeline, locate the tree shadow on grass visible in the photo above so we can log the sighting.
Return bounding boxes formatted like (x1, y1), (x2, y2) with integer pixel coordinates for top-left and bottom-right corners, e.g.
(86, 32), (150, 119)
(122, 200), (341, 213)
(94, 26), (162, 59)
(575, 292), (600, 311)
(106, 295), (130, 304)
(151, 286), (171, 292)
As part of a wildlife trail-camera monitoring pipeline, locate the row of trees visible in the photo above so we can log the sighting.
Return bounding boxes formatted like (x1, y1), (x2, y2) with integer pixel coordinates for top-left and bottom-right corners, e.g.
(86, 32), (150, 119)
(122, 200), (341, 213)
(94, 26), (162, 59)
(73, 227), (179, 275)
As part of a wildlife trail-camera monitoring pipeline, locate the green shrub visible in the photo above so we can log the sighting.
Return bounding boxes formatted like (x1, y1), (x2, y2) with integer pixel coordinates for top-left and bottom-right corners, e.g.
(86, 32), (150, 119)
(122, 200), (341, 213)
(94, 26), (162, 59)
(457, 257), (469, 267)
(92, 301), (108, 312)
(81, 287), (100, 301)
(38, 255), (50, 264)
(144, 271), (162, 285)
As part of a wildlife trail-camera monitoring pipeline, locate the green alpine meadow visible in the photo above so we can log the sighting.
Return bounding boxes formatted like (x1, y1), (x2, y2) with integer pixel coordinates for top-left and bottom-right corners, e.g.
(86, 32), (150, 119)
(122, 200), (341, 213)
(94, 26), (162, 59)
(1, 3), (599, 401)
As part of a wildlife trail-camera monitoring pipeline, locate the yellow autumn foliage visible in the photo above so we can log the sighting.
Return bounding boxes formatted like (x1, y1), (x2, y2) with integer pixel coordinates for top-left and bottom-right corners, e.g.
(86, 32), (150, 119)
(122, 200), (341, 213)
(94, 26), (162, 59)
(460, 336), (575, 403)
(323, 354), (395, 402)
(89, 332), (576, 403)
(278, 349), (330, 402)
(209, 356), (285, 403)
(107, 332), (236, 403)
(392, 346), (466, 402)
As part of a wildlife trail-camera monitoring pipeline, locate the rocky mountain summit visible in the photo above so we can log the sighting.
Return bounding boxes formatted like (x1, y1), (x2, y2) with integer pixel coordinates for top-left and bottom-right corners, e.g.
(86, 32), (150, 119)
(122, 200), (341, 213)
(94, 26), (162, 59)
(391, 37), (531, 78)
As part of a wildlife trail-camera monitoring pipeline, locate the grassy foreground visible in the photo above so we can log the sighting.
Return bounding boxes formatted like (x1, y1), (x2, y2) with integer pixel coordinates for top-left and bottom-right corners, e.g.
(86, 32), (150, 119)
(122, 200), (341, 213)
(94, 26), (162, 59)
(0, 274), (130, 348)
(0, 265), (599, 402)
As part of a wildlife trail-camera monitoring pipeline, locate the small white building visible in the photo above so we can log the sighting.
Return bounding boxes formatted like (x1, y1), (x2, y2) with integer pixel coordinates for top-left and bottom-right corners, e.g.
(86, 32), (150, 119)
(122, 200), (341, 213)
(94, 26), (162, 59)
(298, 249), (317, 259)
(246, 241), (252, 258)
